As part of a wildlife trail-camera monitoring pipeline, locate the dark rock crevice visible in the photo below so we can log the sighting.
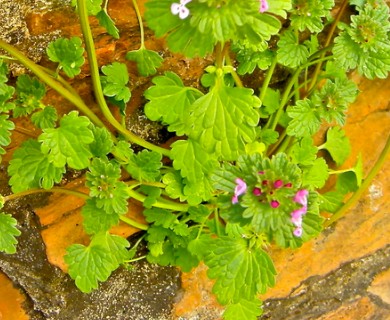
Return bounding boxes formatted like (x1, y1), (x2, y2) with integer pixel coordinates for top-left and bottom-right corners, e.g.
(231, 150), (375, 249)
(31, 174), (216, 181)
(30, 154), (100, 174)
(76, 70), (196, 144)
(260, 245), (390, 319)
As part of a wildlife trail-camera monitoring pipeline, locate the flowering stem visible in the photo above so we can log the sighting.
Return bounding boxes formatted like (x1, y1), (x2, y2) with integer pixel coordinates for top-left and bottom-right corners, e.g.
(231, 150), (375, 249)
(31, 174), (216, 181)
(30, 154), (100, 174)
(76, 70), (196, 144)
(324, 133), (390, 227)
(76, 0), (171, 157)
(0, 39), (107, 130)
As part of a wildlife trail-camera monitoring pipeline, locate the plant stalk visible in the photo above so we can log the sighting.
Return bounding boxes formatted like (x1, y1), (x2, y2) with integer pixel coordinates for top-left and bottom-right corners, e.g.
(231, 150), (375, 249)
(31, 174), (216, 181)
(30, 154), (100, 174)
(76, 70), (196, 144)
(76, 0), (171, 157)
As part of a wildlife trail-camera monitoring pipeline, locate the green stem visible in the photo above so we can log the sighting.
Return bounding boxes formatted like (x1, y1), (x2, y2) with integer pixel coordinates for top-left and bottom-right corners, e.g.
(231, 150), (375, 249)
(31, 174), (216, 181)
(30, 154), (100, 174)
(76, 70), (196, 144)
(225, 53), (243, 88)
(76, 0), (171, 157)
(127, 188), (189, 212)
(308, 0), (348, 91)
(119, 215), (148, 230)
(260, 54), (277, 104)
(0, 39), (107, 129)
(3, 187), (89, 203)
(267, 55), (333, 131)
(126, 255), (147, 262)
(324, 134), (390, 227)
(131, 0), (145, 49)
(328, 168), (354, 175)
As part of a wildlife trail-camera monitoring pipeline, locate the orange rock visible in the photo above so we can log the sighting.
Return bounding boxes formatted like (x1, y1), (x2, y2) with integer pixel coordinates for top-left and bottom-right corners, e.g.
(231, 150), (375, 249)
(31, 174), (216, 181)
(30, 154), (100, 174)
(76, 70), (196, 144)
(0, 272), (29, 320)
(368, 268), (390, 305)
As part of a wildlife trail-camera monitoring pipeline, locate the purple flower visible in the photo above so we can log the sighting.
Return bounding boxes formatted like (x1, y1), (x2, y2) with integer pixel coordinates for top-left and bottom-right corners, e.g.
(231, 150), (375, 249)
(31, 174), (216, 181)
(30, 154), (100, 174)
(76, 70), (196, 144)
(294, 189), (309, 207)
(291, 189), (309, 237)
(291, 206), (307, 220)
(232, 178), (247, 204)
(259, 0), (269, 13)
(274, 179), (283, 188)
(293, 226), (303, 237)
(270, 200), (280, 208)
(171, 0), (192, 19)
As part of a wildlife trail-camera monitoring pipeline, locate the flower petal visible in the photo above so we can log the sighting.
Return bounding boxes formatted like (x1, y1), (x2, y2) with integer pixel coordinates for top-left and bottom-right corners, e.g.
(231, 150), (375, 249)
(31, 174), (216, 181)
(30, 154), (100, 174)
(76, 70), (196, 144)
(171, 3), (181, 15)
(178, 6), (190, 19)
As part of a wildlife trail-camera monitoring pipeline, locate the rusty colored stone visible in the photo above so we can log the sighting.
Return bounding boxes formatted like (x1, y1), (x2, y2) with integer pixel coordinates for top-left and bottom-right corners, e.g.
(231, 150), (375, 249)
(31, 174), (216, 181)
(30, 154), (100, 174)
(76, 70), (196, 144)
(0, 272), (29, 320)
(368, 268), (390, 305)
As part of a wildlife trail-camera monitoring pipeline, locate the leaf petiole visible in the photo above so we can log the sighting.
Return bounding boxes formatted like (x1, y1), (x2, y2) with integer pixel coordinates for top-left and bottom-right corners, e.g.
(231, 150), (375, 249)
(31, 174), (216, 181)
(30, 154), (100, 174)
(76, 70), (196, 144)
(119, 215), (148, 230)
(324, 133), (390, 227)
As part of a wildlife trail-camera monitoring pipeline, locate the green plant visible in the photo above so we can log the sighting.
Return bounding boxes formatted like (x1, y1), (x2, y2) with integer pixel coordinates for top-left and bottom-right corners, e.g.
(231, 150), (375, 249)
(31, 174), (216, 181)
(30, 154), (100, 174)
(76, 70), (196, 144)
(0, 0), (389, 318)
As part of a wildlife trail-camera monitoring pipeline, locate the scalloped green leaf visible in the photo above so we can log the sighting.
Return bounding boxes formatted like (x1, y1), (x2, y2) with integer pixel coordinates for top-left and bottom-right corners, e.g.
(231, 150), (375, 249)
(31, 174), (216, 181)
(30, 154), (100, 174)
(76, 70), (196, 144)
(46, 37), (85, 78)
(8, 139), (65, 193)
(31, 106), (58, 129)
(171, 139), (218, 204)
(188, 77), (260, 160)
(96, 9), (119, 39)
(204, 236), (276, 305)
(125, 150), (162, 182)
(277, 30), (310, 68)
(0, 212), (21, 254)
(38, 111), (94, 170)
(65, 232), (130, 293)
(144, 72), (203, 135)
(286, 99), (322, 137)
(320, 127), (351, 166)
(223, 298), (263, 320)
(0, 114), (14, 160)
(81, 199), (120, 235)
(126, 48), (163, 77)
(100, 62), (131, 103)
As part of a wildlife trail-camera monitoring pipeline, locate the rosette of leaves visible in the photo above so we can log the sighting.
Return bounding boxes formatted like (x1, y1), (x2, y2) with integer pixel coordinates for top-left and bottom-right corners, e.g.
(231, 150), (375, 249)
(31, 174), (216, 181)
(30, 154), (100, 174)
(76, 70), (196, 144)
(145, 0), (292, 57)
(332, 0), (390, 79)
(212, 153), (323, 248)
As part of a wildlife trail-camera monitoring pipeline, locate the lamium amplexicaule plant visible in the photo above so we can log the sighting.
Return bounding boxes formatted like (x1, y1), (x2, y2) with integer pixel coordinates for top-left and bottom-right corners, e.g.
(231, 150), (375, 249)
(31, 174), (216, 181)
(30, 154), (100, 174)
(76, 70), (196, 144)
(0, 0), (389, 318)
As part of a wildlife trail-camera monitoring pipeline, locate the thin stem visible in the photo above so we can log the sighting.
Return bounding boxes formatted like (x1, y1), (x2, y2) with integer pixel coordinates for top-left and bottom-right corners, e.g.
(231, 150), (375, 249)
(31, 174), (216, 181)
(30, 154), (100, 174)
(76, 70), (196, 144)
(225, 53), (243, 88)
(126, 255), (147, 262)
(127, 188), (189, 212)
(260, 55), (277, 103)
(328, 168), (354, 175)
(119, 215), (148, 230)
(3, 187), (89, 203)
(0, 39), (107, 129)
(267, 55), (333, 131)
(76, 0), (171, 157)
(308, 0), (349, 91)
(324, 134), (390, 227)
(131, 0), (145, 49)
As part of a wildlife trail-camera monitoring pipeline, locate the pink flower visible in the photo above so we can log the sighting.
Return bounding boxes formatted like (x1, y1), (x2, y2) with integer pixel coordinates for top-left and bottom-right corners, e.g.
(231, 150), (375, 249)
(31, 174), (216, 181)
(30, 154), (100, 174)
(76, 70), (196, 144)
(253, 188), (262, 196)
(259, 0), (269, 13)
(291, 206), (307, 219)
(284, 182), (293, 188)
(171, 0), (192, 19)
(274, 179), (283, 188)
(270, 200), (280, 208)
(232, 178), (247, 204)
(294, 189), (309, 207)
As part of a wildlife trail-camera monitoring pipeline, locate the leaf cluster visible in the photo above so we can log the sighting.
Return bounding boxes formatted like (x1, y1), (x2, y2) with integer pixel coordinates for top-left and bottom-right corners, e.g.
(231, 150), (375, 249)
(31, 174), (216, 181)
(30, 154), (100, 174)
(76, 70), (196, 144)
(145, 0), (291, 57)
(333, 0), (390, 79)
